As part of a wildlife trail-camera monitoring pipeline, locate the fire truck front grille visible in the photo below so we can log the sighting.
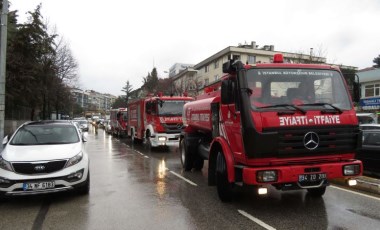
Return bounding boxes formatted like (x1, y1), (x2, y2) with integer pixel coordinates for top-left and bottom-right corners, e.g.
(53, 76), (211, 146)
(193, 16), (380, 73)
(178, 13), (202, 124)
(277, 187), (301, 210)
(161, 123), (183, 133)
(263, 125), (360, 157)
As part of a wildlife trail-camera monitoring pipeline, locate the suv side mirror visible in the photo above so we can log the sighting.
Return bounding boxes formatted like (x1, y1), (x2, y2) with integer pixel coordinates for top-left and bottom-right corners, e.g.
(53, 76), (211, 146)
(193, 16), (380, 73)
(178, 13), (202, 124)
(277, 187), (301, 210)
(82, 134), (87, 142)
(2, 135), (9, 146)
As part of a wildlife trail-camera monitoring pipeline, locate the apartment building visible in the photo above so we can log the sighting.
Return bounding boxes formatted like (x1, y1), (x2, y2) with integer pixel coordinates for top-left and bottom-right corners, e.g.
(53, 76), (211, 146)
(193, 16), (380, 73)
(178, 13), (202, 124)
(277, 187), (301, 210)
(171, 67), (198, 97)
(357, 67), (380, 111)
(169, 63), (194, 78)
(193, 41), (326, 90)
(71, 88), (90, 109)
(71, 89), (116, 112)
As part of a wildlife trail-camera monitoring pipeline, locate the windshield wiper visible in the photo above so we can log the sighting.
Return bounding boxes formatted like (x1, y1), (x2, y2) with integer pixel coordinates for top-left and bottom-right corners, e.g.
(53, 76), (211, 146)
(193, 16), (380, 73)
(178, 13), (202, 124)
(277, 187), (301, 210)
(300, 103), (343, 114)
(258, 104), (306, 114)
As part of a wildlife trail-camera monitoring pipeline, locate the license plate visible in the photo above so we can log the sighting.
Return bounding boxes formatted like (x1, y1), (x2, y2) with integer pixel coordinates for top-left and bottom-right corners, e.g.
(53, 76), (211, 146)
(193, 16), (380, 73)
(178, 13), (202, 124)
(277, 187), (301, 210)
(23, 181), (55, 191)
(298, 173), (326, 182)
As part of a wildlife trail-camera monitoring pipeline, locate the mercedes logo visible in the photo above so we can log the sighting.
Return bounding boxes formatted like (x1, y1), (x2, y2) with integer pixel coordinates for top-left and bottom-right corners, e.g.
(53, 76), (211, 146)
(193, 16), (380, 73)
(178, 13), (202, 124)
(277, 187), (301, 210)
(303, 132), (319, 150)
(34, 165), (46, 171)
(176, 123), (183, 129)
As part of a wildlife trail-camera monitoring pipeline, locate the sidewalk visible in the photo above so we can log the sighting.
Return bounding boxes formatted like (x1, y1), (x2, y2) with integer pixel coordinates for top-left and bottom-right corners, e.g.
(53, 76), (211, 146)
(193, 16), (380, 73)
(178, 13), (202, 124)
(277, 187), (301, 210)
(331, 176), (380, 195)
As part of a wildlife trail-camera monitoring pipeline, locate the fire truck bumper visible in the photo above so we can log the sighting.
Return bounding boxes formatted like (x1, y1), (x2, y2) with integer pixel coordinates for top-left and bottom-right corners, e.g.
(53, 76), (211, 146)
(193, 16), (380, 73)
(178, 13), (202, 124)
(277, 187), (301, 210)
(150, 134), (180, 147)
(241, 160), (362, 188)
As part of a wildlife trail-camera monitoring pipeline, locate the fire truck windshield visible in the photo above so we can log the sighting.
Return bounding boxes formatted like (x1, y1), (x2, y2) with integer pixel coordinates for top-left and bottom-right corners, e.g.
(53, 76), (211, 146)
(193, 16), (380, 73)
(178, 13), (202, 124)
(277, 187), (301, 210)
(247, 69), (352, 111)
(157, 100), (188, 116)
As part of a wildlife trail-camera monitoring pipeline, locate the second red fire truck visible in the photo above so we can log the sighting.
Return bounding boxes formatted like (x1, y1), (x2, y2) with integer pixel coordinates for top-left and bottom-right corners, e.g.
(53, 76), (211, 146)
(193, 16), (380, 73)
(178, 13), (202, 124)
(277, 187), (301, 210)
(181, 54), (362, 202)
(127, 93), (193, 149)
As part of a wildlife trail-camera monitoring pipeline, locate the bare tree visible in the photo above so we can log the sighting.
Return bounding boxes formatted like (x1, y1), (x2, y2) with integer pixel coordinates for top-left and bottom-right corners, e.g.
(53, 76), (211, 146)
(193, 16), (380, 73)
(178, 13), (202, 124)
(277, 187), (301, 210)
(291, 45), (327, 64)
(54, 37), (78, 86)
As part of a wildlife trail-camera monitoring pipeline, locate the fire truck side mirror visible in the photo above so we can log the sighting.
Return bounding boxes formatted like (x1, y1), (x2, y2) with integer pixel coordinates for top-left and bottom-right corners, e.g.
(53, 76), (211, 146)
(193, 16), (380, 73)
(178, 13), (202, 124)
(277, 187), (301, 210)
(353, 74), (361, 103)
(223, 61), (231, 73)
(221, 79), (234, 104)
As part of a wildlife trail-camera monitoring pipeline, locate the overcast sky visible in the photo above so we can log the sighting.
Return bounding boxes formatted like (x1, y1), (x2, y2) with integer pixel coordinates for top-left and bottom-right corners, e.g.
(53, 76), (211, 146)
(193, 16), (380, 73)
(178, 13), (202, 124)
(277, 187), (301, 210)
(9, 0), (380, 96)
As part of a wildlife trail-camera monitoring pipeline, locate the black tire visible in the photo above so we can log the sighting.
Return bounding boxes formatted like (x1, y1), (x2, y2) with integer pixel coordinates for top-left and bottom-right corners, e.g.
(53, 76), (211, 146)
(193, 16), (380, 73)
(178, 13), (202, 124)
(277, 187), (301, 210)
(307, 186), (326, 197)
(77, 172), (90, 195)
(216, 152), (233, 202)
(193, 155), (204, 170)
(0, 192), (6, 201)
(180, 138), (194, 171)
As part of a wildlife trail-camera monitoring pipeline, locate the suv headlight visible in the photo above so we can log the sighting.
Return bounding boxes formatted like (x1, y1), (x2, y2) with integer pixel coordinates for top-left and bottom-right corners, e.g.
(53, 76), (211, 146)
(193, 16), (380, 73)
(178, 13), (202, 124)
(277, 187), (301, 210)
(65, 152), (83, 168)
(0, 156), (13, 172)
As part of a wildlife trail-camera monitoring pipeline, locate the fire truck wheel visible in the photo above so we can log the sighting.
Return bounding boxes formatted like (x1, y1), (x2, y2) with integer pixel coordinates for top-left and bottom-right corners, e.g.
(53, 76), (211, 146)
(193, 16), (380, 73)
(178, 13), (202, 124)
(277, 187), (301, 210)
(131, 130), (135, 142)
(306, 186), (326, 197)
(216, 152), (233, 202)
(180, 138), (193, 171)
(144, 131), (153, 149)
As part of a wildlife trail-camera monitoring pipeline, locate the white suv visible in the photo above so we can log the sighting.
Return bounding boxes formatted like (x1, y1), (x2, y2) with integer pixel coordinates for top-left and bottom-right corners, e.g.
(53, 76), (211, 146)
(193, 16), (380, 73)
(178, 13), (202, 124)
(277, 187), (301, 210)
(0, 120), (90, 197)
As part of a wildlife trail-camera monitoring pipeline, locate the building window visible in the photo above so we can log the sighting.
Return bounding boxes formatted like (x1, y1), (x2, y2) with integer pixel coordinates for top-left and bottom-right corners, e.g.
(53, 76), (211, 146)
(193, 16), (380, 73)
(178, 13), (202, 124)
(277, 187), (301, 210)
(214, 75), (219, 82)
(214, 61), (219, 69)
(205, 65), (209, 73)
(247, 55), (256, 64)
(232, 55), (240, 61)
(204, 78), (209, 86)
(365, 84), (380, 97)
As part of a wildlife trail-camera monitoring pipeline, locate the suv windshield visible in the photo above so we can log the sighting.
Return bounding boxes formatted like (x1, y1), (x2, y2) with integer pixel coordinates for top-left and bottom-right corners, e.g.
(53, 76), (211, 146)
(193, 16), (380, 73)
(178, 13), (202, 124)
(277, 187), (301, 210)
(10, 125), (80, 145)
(158, 100), (189, 116)
(247, 69), (352, 111)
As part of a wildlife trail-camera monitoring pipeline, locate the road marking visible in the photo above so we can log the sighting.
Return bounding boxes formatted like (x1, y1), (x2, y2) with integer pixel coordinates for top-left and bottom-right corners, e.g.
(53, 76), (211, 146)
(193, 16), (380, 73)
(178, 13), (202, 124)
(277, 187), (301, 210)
(238, 210), (276, 230)
(32, 200), (51, 230)
(136, 151), (144, 156)
(170, 171), (197, 186)
(330, 185), (380, 201)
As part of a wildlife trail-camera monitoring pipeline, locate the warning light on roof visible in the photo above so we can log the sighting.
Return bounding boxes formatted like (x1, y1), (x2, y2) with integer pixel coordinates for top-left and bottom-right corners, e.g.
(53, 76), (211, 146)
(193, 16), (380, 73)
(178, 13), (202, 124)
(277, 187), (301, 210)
(273, 54), (284, 63)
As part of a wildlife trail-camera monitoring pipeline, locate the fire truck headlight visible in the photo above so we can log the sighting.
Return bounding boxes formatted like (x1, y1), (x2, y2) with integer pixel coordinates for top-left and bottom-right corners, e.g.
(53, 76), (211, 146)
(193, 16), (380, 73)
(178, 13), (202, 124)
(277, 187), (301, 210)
(343, 164), (360, 176)
(158, 136), (167, 142)
(257, 170), (278, 182)
(347, 179), (357, 186)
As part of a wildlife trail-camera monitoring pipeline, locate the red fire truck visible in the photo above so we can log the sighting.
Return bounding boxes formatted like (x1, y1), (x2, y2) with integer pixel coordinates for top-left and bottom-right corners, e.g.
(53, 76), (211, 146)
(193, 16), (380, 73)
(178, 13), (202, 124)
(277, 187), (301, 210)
(127, 94), (193, 149)
(110, 108), (128, 137)
(181, 54), (362, 202)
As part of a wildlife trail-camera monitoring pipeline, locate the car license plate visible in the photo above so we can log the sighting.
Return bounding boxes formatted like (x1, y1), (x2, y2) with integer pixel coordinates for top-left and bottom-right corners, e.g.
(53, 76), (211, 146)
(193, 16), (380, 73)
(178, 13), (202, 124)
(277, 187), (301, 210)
(23, 181), (55, 191)
(298, 173), (326, 182)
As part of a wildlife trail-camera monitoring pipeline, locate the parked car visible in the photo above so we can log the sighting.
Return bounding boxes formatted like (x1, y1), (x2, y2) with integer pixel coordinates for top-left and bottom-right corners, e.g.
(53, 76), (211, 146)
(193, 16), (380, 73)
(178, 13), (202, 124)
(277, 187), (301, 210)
(357, 113), (377, 124)
(77, 120), (89, 132)
(105, 120), (112, 134)
(357, 129), (380, 177)
(98, 119), (105, 129)
(0, 120), (90, 198)
(72, 121), (82, 134)
(360, 124), (380, 130)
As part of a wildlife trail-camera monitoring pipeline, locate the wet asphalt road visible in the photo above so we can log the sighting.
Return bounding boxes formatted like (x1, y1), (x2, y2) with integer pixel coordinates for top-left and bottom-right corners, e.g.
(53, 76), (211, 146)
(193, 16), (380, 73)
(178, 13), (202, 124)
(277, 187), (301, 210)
(1, 126), (380, 230)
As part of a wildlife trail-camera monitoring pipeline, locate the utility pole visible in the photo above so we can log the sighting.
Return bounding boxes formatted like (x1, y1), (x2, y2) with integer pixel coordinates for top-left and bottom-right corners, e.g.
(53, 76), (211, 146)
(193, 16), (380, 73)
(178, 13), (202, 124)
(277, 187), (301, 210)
(0, 0), (8, 151)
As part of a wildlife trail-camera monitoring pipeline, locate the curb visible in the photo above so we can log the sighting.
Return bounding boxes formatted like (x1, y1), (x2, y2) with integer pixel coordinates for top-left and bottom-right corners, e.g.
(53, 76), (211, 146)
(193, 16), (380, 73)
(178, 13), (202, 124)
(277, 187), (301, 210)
(330, 176), (380, 195)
